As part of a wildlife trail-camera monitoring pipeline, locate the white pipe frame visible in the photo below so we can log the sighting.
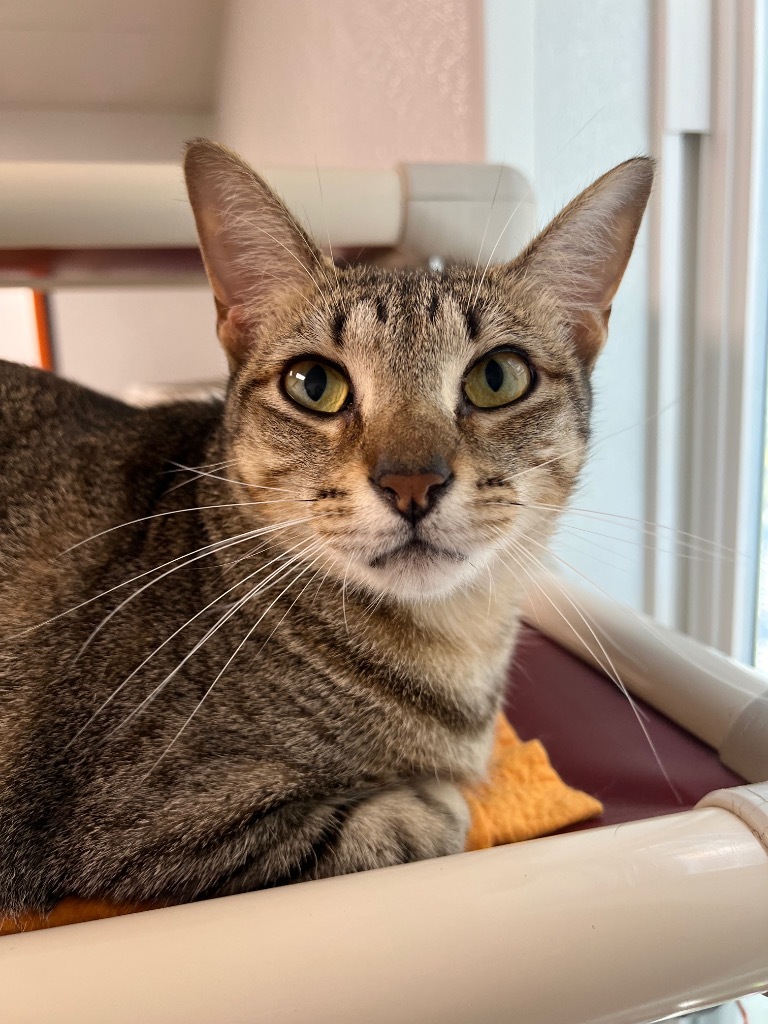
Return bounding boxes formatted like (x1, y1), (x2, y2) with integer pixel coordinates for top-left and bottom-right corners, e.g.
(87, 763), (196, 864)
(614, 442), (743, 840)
(2, 803), (766, 1024)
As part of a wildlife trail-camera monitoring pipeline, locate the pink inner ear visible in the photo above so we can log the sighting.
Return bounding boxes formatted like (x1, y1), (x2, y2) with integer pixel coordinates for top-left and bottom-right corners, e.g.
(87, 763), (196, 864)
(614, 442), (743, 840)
(569, 308), (612, 365)
(200, 213), (256, 311)
(217, 304), (250, 364)
(580, 219), (641, 313)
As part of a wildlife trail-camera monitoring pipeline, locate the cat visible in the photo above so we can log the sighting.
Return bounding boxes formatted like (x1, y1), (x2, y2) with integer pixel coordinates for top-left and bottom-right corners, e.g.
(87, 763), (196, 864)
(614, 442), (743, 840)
(0, 141), (652, 914)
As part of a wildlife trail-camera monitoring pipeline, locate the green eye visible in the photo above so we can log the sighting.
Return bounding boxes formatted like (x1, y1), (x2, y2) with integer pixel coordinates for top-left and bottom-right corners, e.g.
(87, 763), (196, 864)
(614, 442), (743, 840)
(463, 351), (533, 409)
(283, 359), (350, 415)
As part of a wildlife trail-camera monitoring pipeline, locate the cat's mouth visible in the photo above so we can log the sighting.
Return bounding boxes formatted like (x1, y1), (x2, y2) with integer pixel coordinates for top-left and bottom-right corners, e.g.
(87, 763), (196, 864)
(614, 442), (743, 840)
(368, 538), (467, 569)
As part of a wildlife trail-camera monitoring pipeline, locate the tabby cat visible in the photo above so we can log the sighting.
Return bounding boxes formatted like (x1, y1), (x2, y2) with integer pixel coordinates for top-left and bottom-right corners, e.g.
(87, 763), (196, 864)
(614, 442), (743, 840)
(0, 142), (652, 913)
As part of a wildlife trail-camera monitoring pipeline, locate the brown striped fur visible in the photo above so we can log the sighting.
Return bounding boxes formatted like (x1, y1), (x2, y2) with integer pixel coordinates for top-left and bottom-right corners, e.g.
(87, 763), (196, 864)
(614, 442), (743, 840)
(0, 143), (652, 913)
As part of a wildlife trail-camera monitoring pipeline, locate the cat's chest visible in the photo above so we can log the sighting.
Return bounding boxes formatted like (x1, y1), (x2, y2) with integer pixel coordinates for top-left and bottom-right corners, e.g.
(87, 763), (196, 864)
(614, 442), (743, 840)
(298, 590), (521, 779)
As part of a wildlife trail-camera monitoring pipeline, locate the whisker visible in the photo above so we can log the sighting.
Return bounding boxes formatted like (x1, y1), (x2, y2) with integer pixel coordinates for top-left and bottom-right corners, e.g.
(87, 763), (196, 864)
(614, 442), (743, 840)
(310, 560), (335, 609)
(469, 164), (505, 297)
(490, 524), (645, 712)
(60, 498), (317, 555)
(552, 532), (638, 576)
(506, 532), (639, 703)
(110, 541), (325, 741)
(556, 521), (738, 567)
(18, 513), (322, 646)
(504, 384), (714, 491)
(526, 535), (761, 699)
(501, 445), (586, 483)
(486, 498), (746, 560)
(71, 515), (326, 663)
(168, 461), (301, 495)
(359, 581), (390, 625)
(142, 549), (327, 778)
(16, 528), (262, 639)
(64, 535), (320, 747)
(242, 266), (333, 322)
(314, 159), (343, 301)
(485, 559), (496, 619)
(470, 193), (527, 309)
(341, 555), (353, 637)
(165, 460), (238, 495)
(502, 532), (682, 800)
(483, 529), (539, 610)
(236, 219), (334, 315)
(220, 537), (283, 570)
(162, 459), (236, 477)
(559, 505), (745, 559)
(254, 558), (329, 660)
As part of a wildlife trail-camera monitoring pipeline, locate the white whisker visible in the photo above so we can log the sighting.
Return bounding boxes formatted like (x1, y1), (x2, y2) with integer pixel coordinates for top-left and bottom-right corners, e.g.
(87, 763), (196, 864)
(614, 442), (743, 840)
(469, 164), (505, 297)
(135, 548), (327, 775)
(244, 221), (334, 315)
(314, 159), (343, 300)
(168, 461), (301, 495)
(341, 555), (353, 637)
(486, 498), (745, 560)
(141, 556), (326, 777)
(61, 498), (316, 555)
(526, 535), (761, 699)
(112, 540), (325, 741)
(65, 534), (321, 747)
(502, 532), (682, 801)
(71, 514), (325, 663)
(470, 194), (527, 309)
(163, 459), (236, 477)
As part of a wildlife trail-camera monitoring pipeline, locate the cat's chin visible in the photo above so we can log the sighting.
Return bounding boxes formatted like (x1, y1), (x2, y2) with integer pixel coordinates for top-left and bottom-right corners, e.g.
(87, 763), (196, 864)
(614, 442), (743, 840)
(353, 541), (482, 602)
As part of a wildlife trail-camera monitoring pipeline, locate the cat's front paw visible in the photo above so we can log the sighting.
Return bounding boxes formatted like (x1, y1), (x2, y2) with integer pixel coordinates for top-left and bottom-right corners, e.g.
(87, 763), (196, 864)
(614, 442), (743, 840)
(332, 780), (469, 872)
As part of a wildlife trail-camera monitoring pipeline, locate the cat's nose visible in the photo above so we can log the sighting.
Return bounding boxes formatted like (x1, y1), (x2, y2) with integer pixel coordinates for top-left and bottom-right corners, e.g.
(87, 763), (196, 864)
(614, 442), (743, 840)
(373, 460), (452, 523)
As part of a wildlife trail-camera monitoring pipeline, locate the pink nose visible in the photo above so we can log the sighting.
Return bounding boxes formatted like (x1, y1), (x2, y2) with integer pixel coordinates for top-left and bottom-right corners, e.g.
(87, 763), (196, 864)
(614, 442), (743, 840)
(375, 467), (451, 522)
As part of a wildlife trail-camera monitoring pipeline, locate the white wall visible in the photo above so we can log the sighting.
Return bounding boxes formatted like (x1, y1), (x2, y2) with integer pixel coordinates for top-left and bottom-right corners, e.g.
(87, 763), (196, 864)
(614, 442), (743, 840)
(0, 289), (40, 367)
(50, 288), (227, 400)
(485, 0), (652, 611)
(0, 1), (222, 163)
(217, 0), (485, 168)
(483, 0), (535, 186)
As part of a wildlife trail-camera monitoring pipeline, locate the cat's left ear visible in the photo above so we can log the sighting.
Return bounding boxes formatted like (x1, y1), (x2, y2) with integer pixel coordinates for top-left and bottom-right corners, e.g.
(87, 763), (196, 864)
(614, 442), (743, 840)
(184, 139), (327, 365)
(506, 157), (654, 365)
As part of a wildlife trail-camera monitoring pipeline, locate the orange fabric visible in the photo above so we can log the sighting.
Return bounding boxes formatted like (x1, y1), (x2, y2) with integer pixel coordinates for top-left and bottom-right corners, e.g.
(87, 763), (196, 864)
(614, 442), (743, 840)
(1, 713), (601, 935)
(462, 713), (602, 852)
(0, 897), (160, 936)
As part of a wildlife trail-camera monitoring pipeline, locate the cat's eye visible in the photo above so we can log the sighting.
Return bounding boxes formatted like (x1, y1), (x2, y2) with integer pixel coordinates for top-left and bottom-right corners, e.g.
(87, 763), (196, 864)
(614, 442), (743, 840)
(463, 350), (533, 409)
(283, 359), (350, 414)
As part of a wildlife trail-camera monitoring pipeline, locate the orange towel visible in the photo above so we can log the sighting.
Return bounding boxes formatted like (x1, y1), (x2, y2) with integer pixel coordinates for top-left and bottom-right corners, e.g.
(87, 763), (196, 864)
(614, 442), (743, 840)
(1, 713), (601, 935)
(0, 897), (158, 936)
(462, 713), (602, 851)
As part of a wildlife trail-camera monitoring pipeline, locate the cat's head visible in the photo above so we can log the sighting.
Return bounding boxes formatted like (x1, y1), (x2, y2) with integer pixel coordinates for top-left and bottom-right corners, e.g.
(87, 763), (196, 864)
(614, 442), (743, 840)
(184, 142), (652, 602)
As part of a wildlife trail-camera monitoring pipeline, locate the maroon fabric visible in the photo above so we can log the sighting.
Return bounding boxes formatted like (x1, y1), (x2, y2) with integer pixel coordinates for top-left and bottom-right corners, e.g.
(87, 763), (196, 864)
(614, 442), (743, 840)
(504, 626), (745, 829)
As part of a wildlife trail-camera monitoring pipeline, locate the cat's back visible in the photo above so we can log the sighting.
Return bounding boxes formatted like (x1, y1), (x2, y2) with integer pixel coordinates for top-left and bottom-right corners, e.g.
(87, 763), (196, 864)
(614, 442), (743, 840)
(0, 359), (221, 571)
(0, 361), (138, 543)
(0, 359), (134, 458)
(0, 359), (219, 495)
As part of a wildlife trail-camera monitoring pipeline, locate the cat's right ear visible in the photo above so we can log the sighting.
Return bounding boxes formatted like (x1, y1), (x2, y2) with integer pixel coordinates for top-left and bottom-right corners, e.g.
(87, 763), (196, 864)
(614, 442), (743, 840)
(184, 139), (326, 365)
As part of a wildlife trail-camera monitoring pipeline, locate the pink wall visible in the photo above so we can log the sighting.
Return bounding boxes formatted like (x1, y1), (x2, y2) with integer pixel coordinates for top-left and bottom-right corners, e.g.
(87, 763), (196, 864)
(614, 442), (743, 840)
(218, 0), (485, 169)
